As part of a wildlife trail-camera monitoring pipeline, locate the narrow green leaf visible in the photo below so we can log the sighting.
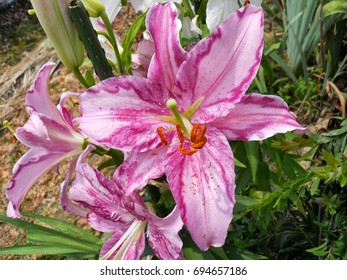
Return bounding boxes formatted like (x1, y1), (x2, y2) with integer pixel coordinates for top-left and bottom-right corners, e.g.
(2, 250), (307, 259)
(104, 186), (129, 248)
(323, 1), (347, 18)
(121, 12), (147, 72)
(22, 212), (101, 244)
(234, 195), (259, 213)
(244, 141), (259, 182)
(0, 244), (96, 256)
(269, 52), (299, 85)
(310, 178), (321, 196)
(256, 161), (270, 191)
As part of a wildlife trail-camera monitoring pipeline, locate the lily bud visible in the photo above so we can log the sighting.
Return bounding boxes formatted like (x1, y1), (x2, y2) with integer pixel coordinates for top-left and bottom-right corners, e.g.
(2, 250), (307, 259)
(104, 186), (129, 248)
(30, 0), (84, 70)
(80, 0), (105, 17)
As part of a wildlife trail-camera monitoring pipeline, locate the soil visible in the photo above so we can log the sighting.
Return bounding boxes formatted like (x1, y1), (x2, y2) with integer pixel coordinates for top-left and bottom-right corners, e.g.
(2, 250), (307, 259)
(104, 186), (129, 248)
(0, 1), (138, 260)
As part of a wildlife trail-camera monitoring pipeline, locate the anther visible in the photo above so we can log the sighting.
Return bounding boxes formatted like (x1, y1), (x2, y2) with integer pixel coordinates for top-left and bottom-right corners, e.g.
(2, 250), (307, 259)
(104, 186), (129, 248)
(244, 0), (250, 5)
(157, 126), (168, 145)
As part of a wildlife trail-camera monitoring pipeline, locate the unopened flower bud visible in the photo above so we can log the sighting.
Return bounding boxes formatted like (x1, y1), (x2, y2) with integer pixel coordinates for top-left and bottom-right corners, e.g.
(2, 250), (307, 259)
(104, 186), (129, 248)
(30, 0), (84, 70)
(80, 0), (105, 17)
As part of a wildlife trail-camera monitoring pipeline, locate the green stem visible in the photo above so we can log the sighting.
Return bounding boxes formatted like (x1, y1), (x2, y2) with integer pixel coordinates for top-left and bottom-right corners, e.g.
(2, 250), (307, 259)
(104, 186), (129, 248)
(100, 10), (124, 74)
(69, 0), (113, 81)
(72, 67), (90, 88)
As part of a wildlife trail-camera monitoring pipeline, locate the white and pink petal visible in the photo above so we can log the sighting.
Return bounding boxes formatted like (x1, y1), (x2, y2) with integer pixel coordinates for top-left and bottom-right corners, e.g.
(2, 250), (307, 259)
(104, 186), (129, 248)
(6, 149), (69, 218)
(174, 4), (264, 123)
(114, 145), (168, 194)
(212, 93), (305, 141)
(147, 2), (187, 92)
(76, 76), (171, 152)
(147, 206), (184, 260)
(165, 127), (236, 250)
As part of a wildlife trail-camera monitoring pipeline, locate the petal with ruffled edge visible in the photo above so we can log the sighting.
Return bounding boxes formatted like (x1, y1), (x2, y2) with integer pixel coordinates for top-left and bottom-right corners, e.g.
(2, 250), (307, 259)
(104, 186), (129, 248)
(165, 127), (236, 250)
(6, 149), (69, 218)
(76, 76), (171, 152)
(70, 152), (134, 224)
(212, 93), (305, 141)
(147, 2), (187, 92)
(114, 145), (168, 194)
(174, 4), (264, 122)
(26, 62), (65, 124)
(147, 206), (184, 260)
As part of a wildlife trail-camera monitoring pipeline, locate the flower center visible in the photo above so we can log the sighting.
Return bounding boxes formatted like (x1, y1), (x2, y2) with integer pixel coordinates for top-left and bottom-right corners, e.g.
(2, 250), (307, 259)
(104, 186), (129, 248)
(156, 98), (208, 156)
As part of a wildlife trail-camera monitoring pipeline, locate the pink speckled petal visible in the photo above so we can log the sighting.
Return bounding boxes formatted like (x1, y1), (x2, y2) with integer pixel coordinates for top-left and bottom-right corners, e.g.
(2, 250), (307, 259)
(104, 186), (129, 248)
(26, 62), (65, 124)
(114, 145), (168, 194)
(147, 2), (187, 92)
(212, 93), (305, 140)
(76, 76), (171, 152)
(165, 127), (236, 250)
(6, 149), (67, 218)
(147, 206), (184, 260)
(174, 4), (264, 122)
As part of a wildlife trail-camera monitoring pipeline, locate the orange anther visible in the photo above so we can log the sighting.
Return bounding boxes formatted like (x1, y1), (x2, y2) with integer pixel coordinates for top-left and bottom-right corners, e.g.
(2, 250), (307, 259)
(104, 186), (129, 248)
(190, 123), (199, 143)
(244, 0), (250, 5)
(179, 146), (198, 156)
(176, 124), (185, 144)
(157, 126), (168, 145)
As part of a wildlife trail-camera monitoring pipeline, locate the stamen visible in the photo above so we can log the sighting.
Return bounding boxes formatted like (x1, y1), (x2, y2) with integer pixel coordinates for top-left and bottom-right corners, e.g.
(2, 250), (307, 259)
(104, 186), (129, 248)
(190, 123), (199, 143)
(179, 146), (198, 156)
(176, 124), (185, 145)
(3, 120), (17, 142)
(244, 0), (250, 5)
(157, 126), (168, 145)
(166, 98), (190, 136)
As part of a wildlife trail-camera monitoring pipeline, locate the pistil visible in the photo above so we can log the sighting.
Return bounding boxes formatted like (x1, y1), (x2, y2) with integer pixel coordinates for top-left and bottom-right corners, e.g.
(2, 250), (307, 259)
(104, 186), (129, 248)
(166, 98), (190, 137)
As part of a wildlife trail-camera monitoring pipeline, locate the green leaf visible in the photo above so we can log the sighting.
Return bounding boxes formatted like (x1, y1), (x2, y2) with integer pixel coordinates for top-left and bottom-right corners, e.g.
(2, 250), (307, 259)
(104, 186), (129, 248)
(121, 12), (147, 73)
(256, 161), (270, 191)
(0, 215), (101, 254)
(323, 0), (347, 18)
(209, 247), (228, 260)
(0, 244), (96, 256)
(244, 141), (259, 182)
(22, 212), (101, 244)
(323, 125), (347, 137)
(234, 157), (246, 168)
(234, 195), (259, 213)
(310, 178), (321, 196)
(225, 246), (267, 260)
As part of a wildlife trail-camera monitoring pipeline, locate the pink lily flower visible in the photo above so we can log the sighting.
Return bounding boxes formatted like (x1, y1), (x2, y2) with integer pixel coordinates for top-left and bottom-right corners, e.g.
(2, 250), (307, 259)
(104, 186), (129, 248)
(6, 62), (90, 218)
(70, 145), (184, 260)
(75, 3), (304, 250)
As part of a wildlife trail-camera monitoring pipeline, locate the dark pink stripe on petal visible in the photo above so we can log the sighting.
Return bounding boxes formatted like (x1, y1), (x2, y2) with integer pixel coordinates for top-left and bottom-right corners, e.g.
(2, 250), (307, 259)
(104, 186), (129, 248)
(174, 4), (264, 123)
(212, 93), (305, 141)
(165, 128), (235, 250)
(147, 2), (187, 92)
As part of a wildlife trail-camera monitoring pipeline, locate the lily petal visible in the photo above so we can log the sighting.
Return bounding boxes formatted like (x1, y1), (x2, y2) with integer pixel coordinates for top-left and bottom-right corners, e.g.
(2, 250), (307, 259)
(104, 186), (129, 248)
(114, 145), (168, 194)
(212, 93), (305, 141)
(165, 127), (236, 250)
(70, 157), (134, 224)
(174, 4), (264, 122)
(26, 62), (64, 123)
(76, 76), (171, 152)
(16, 113), (82, 152)
(99, 224), (145, 260)
(147, 206), (184, 260)
(147, 2), (187, 92)
(6, 149), (68, 218)
(60, 157), (88, 217)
